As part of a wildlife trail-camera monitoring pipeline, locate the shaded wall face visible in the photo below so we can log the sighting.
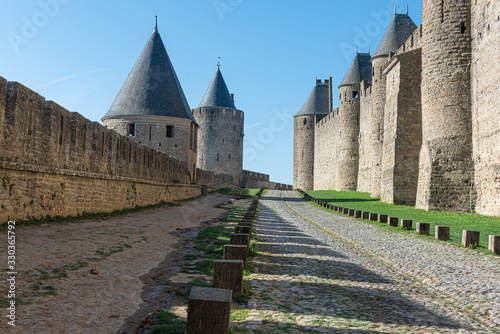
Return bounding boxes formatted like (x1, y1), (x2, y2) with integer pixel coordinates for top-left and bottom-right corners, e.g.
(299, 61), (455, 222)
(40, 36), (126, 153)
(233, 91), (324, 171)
(417, 0), (475, 212)
(193, 107), (244, 183)
(293, 115), (315, 190)
(337, 85), (360, 191)
(471, 0), (500, 216)
(357, 82), (373, 192)
(314, 111), (338, 190)
(381, 50), (422, 206)
(370, 56), (389, 198)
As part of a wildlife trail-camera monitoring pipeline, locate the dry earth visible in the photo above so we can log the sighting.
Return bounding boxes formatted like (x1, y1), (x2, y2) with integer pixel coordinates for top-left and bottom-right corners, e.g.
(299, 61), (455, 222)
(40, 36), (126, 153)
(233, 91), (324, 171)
(0, 193), (236, 334)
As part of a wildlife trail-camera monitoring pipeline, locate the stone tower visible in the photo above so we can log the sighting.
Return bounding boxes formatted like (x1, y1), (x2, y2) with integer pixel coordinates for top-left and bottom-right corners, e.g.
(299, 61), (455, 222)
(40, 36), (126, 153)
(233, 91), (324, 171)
(293, 79), (331, 190)
(416, 0), (475, 212)
(193, 65), (244, 184)
(102, 19), (199, 182)
(337, 50), (372, 191)
(370, 8), (417, 198)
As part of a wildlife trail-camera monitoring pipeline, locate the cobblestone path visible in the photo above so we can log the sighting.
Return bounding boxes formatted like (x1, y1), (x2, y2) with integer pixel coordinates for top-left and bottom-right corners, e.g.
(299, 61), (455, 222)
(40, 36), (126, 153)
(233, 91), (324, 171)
(238, 190), (500, 333)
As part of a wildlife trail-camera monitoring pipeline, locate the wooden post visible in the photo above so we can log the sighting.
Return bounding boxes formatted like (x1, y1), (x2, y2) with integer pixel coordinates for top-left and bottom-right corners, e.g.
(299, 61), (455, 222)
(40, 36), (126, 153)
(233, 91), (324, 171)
(378, 214), (388, 223)
(355, 210), (362, 218)
(235, 226), (251, 238)
(401, 219), (412, 230)
(201, 185), (209, 196)
(230, 234), (250, 255)
(187, 286), (231, 334)
(416, 223), (430, 235)
(213, 260), (244, 295)
(435, 226), (450, 241)
(489, 235), (500, 254)
(337, 207), (343, 212)
(462, 230), (480, 248)
(343, 208), (349, 215)
(388, 217), (399, 227)
(224, 244), (247, 265)
(348, 209), (355, 217)
(362, 212), (370, 220)
(369, 213), (378, 221)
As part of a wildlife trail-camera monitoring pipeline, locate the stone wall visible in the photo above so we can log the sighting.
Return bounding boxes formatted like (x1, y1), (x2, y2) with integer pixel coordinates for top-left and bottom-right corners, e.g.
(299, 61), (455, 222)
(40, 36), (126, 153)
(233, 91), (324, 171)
(417, 0), (475, 212)
(314, 111), (338, 190)
(0, 77), (207, 223)
(337, 85), (360, 191)
(471, 0), (500, 216)
(242, 169), (270, 189)
(293, 115), (315, 190)
(357, 81), (373, 192)
(382, 49), (422, 205)
(194, 106), (244, 184)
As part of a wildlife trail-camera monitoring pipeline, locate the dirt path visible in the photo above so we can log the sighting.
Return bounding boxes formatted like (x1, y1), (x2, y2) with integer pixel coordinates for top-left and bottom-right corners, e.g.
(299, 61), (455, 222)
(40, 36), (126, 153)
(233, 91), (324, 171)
(0, 194), (234, 334)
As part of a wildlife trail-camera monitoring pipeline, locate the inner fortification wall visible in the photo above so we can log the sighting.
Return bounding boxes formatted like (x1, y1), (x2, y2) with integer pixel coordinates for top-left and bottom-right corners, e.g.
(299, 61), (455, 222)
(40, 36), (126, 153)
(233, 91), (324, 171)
(471, 0), (500, 216)
(357, 81), (372, 192)
(314, 111), (338, 190)
(0, 77), (208, 223)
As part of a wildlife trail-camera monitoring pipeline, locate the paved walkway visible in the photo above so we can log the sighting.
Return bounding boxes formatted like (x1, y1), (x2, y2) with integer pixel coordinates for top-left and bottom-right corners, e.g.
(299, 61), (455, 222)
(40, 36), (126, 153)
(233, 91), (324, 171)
(239, 190), (500, 333)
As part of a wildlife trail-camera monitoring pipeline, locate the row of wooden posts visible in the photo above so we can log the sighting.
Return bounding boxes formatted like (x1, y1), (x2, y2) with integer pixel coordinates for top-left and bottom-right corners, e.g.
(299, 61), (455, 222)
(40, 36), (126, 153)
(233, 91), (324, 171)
(296, 189), (500, 255)
(186, 188), (266, 334)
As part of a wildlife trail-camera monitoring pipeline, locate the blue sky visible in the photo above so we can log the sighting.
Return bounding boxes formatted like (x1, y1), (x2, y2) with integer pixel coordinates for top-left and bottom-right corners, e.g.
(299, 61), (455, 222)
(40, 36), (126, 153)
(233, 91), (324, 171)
(0, 0), (422, 185)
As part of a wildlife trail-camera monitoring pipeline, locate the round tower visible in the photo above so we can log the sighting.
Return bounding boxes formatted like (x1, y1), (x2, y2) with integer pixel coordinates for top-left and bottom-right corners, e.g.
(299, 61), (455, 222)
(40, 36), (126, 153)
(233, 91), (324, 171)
(293, 80), (331, 191)
(193, 65), (244, 185)
(102, 18), (199, 182)
(337, 51), (372, 191)
(416, 0), (474, 212)
(370, 8), (417, 198)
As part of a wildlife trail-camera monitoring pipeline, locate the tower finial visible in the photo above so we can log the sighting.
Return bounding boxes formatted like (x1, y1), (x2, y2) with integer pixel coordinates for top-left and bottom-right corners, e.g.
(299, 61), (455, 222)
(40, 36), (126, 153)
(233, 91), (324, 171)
(154, 14), (158, 30)
(217, 56), (220, 69)
(356, 45), (358, 53)
(368, 45), (370, 54)
(406, 4), (408, 15)
(394, 2), (397, 15)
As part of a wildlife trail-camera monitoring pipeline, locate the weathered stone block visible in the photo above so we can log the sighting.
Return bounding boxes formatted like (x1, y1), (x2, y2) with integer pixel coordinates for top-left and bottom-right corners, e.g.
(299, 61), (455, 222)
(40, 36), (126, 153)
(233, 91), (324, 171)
(213, 260), (244, 295)
(489, 235), (500, 255)
(416, 222), (430, 235)
(401, 219), (412, 230)
(435, 226), (450, 241)
(462, 230), (480, 248)
(187, 286), (231, 334)
(224, 244), (247, 265)
(388, 217), (399, 227)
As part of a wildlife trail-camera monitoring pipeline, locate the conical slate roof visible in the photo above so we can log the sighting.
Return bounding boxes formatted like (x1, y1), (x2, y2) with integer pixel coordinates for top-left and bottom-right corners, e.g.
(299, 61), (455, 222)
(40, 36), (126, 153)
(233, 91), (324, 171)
(339, 52), (372, 88)
(294, 82), (330, 117)
(372, 13), (417, 59)
(198, 66), (236, 109)
(103, 21), (196, 123)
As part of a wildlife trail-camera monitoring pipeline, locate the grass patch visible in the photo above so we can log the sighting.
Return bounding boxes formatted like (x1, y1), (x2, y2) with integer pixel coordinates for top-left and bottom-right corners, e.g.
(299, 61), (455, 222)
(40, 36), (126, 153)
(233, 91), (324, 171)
(213, 188), (260, 199)
(234, 282), (252, 303)
(230, 308), (251, 321)
(151, 310), (186, 334)
(304, 190), (500, 252)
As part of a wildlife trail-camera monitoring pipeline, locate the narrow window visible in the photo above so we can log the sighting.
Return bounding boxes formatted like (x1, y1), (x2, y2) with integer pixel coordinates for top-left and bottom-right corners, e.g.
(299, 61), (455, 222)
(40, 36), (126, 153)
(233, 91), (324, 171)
(101, 134), (104, 157)
(441, 0), (444, 23)
(149, 127), (152, 141)
(222, 139), (225, 143)
(166, 125), (173, 138)
(373, 68), (375, 77)
(59, 116), (64, 145)
(353, 91), (359, 98)
(228, 154), (231, 160)
(233, 125), (236, 131)
(217, 153), (219, 161)
(194, 127), (198, 151)
(303, 118), (307, 125)
(461, 22), (466, 34)
(82, 125), (87, 150)
(128, 123), (135, 136)
(238, 139), (240, 146)
(411, 35), (414, 47)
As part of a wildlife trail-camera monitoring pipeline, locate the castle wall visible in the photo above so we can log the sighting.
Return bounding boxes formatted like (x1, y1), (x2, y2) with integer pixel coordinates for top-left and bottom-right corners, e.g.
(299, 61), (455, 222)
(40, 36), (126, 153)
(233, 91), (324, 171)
(337, 85), (360, 191)
(193, 106), (244, 184)
(471, 0), (500, 216)
(0, 78), (206, 223)
(381, 49), (422, 205)
(314, 111), (338, 190)
(242, 169), (269, 189)
(370, 56), (390, 198)
(357, 81), (372, 192)
(417, 0), (475, 212)
(293, 115), (315, 190)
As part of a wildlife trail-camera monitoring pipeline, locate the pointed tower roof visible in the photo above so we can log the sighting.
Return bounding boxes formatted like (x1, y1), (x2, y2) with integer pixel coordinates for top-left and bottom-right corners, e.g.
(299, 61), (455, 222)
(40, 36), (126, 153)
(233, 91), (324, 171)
(294, 81), (330, 117)
(198, 65), (236, 109)
(339, 52), (372, 88)
(372, 12), (417, 59)
(103, 19), (196, 123)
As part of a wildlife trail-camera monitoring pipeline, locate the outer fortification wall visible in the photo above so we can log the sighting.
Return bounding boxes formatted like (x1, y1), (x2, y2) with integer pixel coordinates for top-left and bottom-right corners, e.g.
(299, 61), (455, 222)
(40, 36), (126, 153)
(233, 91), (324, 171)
(357, 81), (372, 192)
(314, 111), (338, 190)
(471, 0), (500, 216)
(0, 78), (206, 223)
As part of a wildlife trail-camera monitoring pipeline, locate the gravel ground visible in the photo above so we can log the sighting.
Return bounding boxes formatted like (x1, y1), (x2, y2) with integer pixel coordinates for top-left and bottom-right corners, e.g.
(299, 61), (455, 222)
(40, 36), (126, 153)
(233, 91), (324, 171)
(236, 190), (500, 333)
